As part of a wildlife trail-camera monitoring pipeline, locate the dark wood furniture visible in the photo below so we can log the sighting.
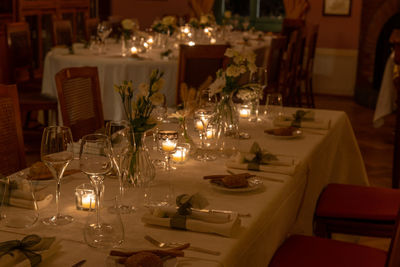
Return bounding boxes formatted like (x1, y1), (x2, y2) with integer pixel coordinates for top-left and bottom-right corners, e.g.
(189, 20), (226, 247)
(269, 208), (400, 267)
(280, 18), (306, 107)
(85, 17), (99, 42)
(55, 66), (104, 141)
(391, 29), (400, 189)
(0, 84), (26, 175)
(52, 19), (73, 46)
(301, 23), (319, 108)
(6, 22), (58, 128)
(176, 44), (230, 105)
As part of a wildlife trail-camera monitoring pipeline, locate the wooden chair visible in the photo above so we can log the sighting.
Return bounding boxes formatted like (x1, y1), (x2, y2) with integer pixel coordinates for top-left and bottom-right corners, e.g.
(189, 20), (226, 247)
(301, 24), (319, 108)
(269, 208), (400, 267)
(280, 18), (306, 107)
(55, 67), (104, 141)
(391, 29), (400, 189)
(53, 20), (73, 47)
(6, 22), (58, 128)
(85, 18), (99, 42)
(176, 44), (230, 105)
(0, 84), (26, 175)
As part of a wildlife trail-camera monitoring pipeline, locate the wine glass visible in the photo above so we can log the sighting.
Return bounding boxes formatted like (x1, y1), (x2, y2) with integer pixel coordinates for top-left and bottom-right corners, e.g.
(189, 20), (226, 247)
(79, 134), (114, 248)
(157, 130), (178, 171)
(106, 121), (135, 214)
(194, 109), (216, 161)
(97, 21), (112, 54)
(40, 126), (74, 226)
(265, 93), (283, 122)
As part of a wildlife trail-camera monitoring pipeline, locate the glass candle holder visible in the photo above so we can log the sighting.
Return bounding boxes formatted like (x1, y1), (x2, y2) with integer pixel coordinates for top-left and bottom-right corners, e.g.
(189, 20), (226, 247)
(239, 104), (251, 119)
(157, 130), (178, 171)
(75, 184), (96, 211)
(172, 143), (190, 163)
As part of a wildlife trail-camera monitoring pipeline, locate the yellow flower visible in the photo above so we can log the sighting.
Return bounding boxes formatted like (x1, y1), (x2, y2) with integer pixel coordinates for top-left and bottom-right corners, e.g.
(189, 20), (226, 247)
(224, 11), (232, 19)
(224, 48), (235, 58)
(200, 15), (209, 24)
(121, 19), (134, 30)
(226, 65), (246, 77)
(138, 83), (149, 97)
(151, 78), (165, 92)
(114, 84), (121, 93)
(162, 16), (176, 26)
(149, 92), (165, 105)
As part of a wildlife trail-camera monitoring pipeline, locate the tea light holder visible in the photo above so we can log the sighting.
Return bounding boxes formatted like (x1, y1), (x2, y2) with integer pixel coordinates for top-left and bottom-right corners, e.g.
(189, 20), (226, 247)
(75, 184), (96, 211)
(239, 105), (251, 118)
(172, 143), (190, 163)
(130, 46), (139, 58)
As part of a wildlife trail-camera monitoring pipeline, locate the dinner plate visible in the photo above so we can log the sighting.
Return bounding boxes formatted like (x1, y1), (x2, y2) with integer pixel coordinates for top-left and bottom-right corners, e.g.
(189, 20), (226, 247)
(210, 177), (263, 192)
(106, 255), (177, 267)
(264, 127), (303, 139)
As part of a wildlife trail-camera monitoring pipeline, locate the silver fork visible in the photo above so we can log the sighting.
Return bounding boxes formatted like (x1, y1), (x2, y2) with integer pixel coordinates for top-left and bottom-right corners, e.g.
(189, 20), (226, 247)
(144, 235), (221, 256)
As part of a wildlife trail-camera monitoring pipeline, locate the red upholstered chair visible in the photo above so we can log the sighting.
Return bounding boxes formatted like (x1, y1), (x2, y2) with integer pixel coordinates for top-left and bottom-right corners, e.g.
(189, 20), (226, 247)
(314, 184), (400, 238)
(269, 208), (400, 267)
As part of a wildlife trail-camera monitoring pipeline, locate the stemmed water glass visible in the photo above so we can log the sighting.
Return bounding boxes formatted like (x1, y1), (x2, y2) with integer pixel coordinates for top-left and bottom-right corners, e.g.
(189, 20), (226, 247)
(40, 126), (74, 226)
(157, 130), (178, 171)
(97, 21), (112, 54)
(194, 109), (216, 161)
(106, 121), (135, 213)
(79, 134), (114, 248)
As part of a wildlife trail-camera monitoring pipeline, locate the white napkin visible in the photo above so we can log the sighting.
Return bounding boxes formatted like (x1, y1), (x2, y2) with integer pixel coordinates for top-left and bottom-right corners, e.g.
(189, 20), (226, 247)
(142, 207), (241, 237)
(3, 180), (53, 210)
(0, 238), (61, 267)
(226, 154), (296, 175)
(274, 117), (331, 130)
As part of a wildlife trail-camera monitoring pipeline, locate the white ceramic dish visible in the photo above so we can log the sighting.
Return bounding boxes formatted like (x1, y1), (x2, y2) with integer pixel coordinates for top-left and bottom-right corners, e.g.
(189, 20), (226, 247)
(210, 177), (263, 192)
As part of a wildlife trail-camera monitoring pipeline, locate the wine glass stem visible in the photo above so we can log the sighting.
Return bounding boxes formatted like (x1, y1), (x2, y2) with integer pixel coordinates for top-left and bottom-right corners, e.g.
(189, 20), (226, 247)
(166, 154), (171, 170)
(55, 179), (61, 217)
(94, 179), (102, 227)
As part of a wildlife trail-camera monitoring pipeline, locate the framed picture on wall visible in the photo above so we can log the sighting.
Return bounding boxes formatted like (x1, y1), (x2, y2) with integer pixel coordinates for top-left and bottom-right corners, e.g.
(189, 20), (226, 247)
(323, 0), (352, 16)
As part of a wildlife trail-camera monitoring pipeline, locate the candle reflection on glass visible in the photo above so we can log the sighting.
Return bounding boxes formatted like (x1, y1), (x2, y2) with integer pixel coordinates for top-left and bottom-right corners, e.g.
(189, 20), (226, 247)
(195, 120), (203, 131)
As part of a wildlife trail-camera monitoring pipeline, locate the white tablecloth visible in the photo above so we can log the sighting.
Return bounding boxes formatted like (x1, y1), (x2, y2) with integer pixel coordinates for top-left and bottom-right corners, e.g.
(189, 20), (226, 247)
(42, 44), (179, 122)
(373, 51), (396, 127)
(0, 108), (368, 266)
(41, 34), (272, 123)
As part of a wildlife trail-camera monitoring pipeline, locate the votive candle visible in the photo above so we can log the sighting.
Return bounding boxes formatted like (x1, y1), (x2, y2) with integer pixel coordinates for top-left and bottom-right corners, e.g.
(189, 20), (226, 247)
(240, 107), (251, 118)
(162, 139), (176, 152)
(172, 146), (187, 162)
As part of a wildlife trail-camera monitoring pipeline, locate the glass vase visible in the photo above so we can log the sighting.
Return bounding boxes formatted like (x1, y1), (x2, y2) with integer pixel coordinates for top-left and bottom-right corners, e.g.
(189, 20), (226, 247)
(215, 93), (240, 158)
(121, 35), (131, 57)
(178, 117), (195, 154)
(127, 131), (155, 187)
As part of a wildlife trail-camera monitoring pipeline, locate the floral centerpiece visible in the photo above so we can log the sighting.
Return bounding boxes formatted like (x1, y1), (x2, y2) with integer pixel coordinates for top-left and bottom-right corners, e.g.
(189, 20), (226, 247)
(208, 47), (257, 138)
(114, 69), (165, 185)
(152, 16), (177, 35)
(199, 14), (215, 28)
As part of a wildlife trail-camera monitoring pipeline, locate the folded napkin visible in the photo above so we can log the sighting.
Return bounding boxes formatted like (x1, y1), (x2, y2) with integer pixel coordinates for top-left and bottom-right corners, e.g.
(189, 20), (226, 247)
(1, 179), (53, 210)
(142, 207), (241, 237)
(225, 142), (296, 175)
(0, 235), (61, 267)
(274, 110), (331, 130)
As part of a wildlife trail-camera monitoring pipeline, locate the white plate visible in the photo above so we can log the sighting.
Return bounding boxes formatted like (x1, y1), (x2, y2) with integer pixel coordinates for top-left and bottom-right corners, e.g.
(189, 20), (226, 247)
(264, 128), (303, 139)
(210, 177), (263, 192)
(106, 255), (177, 267)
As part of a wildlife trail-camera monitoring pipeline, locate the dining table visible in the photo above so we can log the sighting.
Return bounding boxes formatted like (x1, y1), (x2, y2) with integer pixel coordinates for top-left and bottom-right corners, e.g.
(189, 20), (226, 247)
(41, 31), (272, 123)
(0, 107), (368, 266)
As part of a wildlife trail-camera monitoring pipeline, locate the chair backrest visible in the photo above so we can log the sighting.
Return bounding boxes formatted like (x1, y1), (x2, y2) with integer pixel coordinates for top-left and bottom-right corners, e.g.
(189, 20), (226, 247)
(391, 29), (400, 189)
(304, 24), (319, 80)
(55, 67), (104, 141)
(386, 208), (400, 267)
(266, 36), (287, 92)
(0, 84), (26, 175)
(176, 44), (230, 104)
(53, 20), (73, 47)
(85, 18), (99, 42)
(6, 22), (34, 83)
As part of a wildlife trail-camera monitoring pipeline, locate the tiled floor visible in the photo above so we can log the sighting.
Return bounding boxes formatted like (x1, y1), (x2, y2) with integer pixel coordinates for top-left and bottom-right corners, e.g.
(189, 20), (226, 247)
(23, 94), (395, 250)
